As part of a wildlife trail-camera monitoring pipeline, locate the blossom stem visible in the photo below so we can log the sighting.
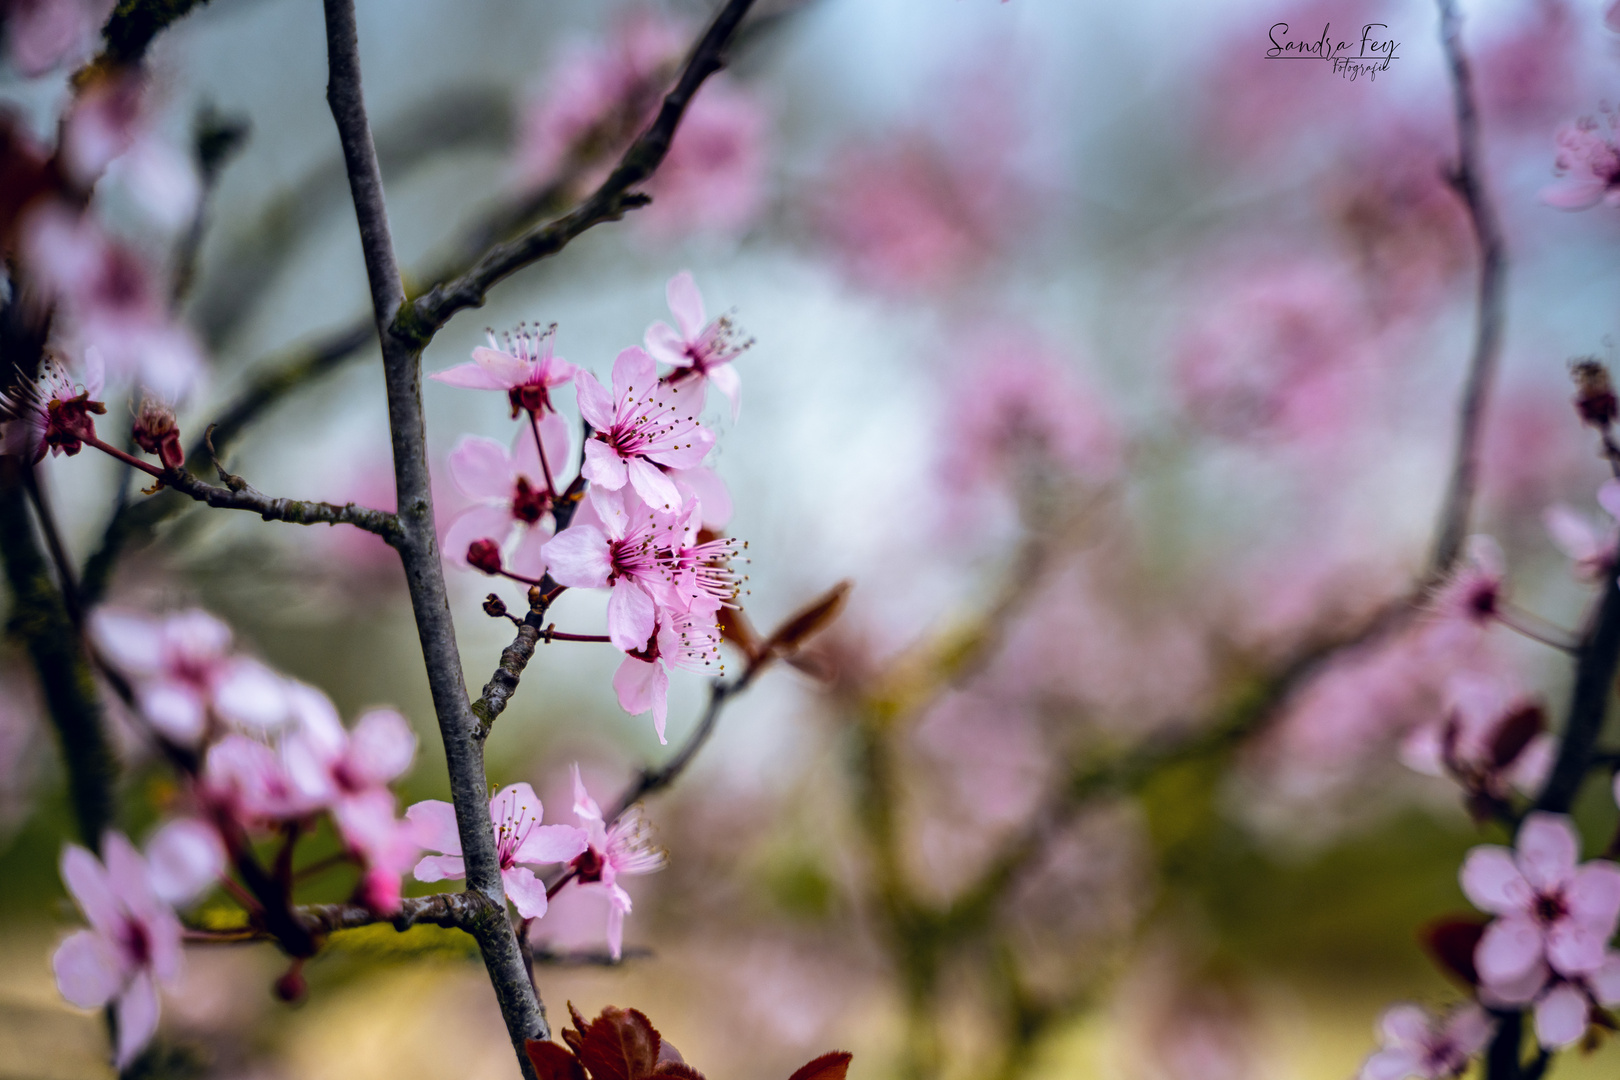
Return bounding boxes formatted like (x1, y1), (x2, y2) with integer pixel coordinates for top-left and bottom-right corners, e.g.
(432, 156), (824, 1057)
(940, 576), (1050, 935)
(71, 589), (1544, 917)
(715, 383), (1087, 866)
(1497, 605), (1578, 653)
(529, 412), (557, 498)
(541, 629), (610, 643)
(545, 868), (577, 901)
(217, 874), (263, 916)
(84, 435), (165, 479)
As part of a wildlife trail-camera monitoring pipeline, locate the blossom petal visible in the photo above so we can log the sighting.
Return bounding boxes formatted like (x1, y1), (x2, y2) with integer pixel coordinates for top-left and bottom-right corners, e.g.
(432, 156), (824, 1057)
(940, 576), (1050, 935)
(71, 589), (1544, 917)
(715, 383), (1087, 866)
(61, 843), (120, 936)
(1590, 953), (1620, 1006)
(1359, 1048), (1421, 1080)
(52, 930), (121, 1009)
(412, 853), (466, 883)
(1460, 846), (1532, 915)
(1599, 479), (1620, 523)
(471, 346), (529, 387)
(444, 505), (516, 570)
(538, 410), (572, 480)
(429, 360), (507, 390)
(1517, 812), (1579, 892)
(582, 439), (629, 490)
(1444, 1004), (1493, 1056)
(212, 658), (291, 732)
(1533, 982), (1590, 1049)
(508, 522), (552, 581)
(605, 895), (626, 961)
(642, 424), (715, 471)
(1476, 914), (1545, 984)
(670, 466), (731, 530)
(491, 782), (544, 837)
(405, 799), (463, 857)
(613, 654), (665, 718)
(89, 608), (162, 675)
(346, 709), (416, 786)
(138, 682), (208, 746)
(503, 866), (548, 919)
(1566, 861), (1620, 929)
(666, 271), (705, 339)
(1540, 178), (1607, 211)
(1376, 1004), (1429, 1049)
(449, 436), (516, 502)
(626, 457), (683, 514)
(644, 321), (690, 368)
(1547, 917), (1610, 976)
(606, 580), (657, 653)
(144, 819), (224, 908)
(542, 525), (612, 588)
(572, 763), (603, 824)
(514, 824), (589, 867)
(574, 371), (616, 431)
(114, 972), (161, 1070)
(611, 346), (659, 402)
(707, 361), (741, 422)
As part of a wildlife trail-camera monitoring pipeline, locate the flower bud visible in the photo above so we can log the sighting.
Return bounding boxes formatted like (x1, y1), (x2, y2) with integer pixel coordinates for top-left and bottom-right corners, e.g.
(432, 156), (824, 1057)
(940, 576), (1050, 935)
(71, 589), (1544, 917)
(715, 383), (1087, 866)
(1571, 359), (1618, 429)
(483, 593), (509, 619)
(274, 963), (307, 1003)
(132, 395), (184, 470)
(467, 539), (503, 576)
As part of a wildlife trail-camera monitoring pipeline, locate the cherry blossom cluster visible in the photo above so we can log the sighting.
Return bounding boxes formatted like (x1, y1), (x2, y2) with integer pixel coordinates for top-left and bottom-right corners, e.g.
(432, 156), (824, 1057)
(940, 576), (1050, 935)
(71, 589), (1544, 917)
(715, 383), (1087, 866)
(436, 270), (750, 741)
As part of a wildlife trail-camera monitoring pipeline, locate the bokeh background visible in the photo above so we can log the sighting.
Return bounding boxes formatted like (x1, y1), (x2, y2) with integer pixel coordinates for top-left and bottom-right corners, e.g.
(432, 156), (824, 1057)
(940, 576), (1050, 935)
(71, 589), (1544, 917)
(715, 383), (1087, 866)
(6, 0), (1620, 1077)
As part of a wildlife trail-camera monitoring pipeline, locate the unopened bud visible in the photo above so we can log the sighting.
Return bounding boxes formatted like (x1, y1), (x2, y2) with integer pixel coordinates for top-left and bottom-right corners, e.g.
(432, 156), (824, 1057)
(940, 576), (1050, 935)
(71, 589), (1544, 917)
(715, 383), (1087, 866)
(483, 593), (509, 619)
(273, 962), (307, 1003)
(467, 539), (503, 575)
(1571, 359), (1618, 429)
(133, 395), (184, 470)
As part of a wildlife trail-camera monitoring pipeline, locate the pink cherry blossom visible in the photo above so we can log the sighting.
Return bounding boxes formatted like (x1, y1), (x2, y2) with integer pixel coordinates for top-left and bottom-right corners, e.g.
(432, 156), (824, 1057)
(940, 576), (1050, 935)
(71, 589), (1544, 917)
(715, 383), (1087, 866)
(1399, 672), (1554, 806)
(279, 681), (417, 869)
(91, 606), (291, 745)
(442, 424), (570, 580)
(0, 349), (105, 462)
(202, 734), (309, 825)
(569, 765), (667, 959)
(1480, 951), (1620, 1049)
(1357, 1002), (1492, 1080)
(544, 485), (686, 651)
(142, 819), (225, 908)
(1461, 812), (1620, 989)
(1544, 479), (1620, 581)
(430, 323), (577, 419)
(1425, 537), (1506, 651)
(644, 272), (751, 420)
(3, 0), (116, 76)
(637, 79), (767, 241)
(21, 203), (205, 400)
(1541, 113), (1620, 211)
(576, 346), (715, 512)
(407, 783), (586, 920)
(612, 608), (724, 743)
(52, 833), (184, 1069)
(60, 71), (199, 230)
(340, 788), (422, 916)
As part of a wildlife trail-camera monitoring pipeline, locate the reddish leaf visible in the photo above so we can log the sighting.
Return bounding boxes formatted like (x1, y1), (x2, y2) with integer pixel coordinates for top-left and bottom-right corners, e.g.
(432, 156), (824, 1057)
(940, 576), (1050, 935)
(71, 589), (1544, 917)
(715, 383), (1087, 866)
(575, 1006), (662, 1080)
(787, 1051), (853, 1080)
(562, 1002), (589, 1056)
(649, 1065), (706, 1080)
(1489, 703), (1545, 770)
(1422, 916), (1487, 987)
(526, 1039), (587, 1080)
(765, 581), (852, 658)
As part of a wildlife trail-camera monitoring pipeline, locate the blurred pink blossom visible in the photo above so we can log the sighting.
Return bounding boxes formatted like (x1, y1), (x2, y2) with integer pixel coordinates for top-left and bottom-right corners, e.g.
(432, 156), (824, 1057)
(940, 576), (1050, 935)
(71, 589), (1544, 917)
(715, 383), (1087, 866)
(91, 606), (291, 745)
(61, 70), (199, 229)
(568, 764), (667, 960)
(408, 783), (586, 920)
(1541, 113), (1620, 210)
(21, 203), (204, 399)
(1461, 812), (1620, 991)
(638, 79), (766, 240)
(1476, 0), (1577, 129)
(1544, 478), (1620, 580)
(142, 818), (224, 908)
(3, 0), (115, 76)
(1357, 1002), (1492, 1080)
(52, 833), (184, 1069)
(0, 348), (104, 462)
(1399, 671), (1554, 805)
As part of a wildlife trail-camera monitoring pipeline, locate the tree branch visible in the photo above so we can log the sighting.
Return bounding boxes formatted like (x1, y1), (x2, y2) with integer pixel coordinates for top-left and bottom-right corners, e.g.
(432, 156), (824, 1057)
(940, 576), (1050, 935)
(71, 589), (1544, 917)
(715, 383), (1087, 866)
(157, 447), (402, 542)
(320, 0), (546, 1066)
(398, 0), (760, 343)
(1428, 0), (1507, 578)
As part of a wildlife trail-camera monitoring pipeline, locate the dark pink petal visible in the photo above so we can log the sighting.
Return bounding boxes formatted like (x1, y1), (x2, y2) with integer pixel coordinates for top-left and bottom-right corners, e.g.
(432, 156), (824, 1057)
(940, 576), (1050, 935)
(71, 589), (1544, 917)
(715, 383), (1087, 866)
(503, 865), (548, 919)
(1533, 982), (1590, 1049)
(1476, 914), (1545, 983)
(1461, 846), (1533, 915)
(114, 972), (161, 1070)
(1516, 812), (1580, 892)
(52, 930), (121, 1009)
(405, 799), (463, 857)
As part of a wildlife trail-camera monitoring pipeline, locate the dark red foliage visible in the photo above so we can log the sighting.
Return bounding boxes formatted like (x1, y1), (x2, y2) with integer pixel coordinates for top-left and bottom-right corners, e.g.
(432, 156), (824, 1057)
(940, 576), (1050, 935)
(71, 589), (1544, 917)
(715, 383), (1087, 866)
(538, 1004), (851, 1080)
(1423, 916), (1487, 987)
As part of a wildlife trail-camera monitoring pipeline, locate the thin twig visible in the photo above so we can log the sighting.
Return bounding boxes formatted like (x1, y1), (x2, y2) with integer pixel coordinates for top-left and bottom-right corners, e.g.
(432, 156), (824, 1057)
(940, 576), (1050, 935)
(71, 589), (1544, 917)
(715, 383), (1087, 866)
(1428, 0), (1508, 578)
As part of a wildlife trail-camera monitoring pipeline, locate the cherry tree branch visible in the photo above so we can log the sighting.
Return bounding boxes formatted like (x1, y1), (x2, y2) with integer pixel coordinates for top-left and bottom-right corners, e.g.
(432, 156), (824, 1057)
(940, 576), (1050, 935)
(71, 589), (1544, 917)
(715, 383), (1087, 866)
(397, 0), (760, 343)
(320, 0), (547, 1065)
(1428, 0), (1507, 578)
